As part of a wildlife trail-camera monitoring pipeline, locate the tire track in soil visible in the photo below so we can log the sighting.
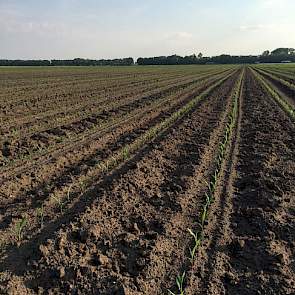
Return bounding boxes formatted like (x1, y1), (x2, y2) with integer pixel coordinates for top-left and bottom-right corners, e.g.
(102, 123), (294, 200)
(0, 71), (241, 294)
(186, 68), (295, 295)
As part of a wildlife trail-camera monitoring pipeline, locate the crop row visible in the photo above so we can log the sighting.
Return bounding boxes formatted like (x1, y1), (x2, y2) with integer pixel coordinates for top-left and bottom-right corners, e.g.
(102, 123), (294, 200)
(2, 71), (236, 253)
(251, 69), (295, 121)
(168, 70), (244, 295)
(1, 66), (231, 117)
(1, 72), (199, 132)
(254, 67), (295, 91)
(1, 68), (230, 140)
(0, 69), (232, 172)
(255, 65), (295, 81)
(0, 69), (231, 220)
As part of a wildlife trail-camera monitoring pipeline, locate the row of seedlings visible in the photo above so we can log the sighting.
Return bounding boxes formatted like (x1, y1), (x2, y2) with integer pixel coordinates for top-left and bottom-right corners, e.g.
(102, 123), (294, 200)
(251, 68), (295, 120)
(9, 71), (237, 247)
(168, 70), (244, 295)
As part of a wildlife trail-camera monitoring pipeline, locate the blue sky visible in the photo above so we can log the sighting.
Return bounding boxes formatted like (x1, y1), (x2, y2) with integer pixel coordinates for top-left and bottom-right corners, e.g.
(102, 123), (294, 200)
(0, 0), (294, 59)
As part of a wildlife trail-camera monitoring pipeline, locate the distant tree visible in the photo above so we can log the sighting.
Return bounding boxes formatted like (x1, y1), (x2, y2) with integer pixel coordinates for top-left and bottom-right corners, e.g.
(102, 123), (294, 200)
(271, 48), (290, 56)
(197, 52), (203, 59)
(262, 50), (270, 56)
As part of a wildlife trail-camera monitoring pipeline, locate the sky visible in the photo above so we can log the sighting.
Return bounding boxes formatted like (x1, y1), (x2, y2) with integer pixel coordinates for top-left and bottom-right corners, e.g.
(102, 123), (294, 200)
(0, 0), (294, 59)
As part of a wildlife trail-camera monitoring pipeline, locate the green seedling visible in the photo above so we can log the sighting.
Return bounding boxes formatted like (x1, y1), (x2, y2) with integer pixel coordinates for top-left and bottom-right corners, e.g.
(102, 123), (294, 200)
(12, 217), (27, 242)
(205, 192), (212, 205)
(67, 184), (72, 202)
(104, 160), (110, 171)
(168, 271), (186, 295)
(36, 205), (44, 226)
(188, 229), (202, 260)
(205, 180), (215, 195)
(212, 170), (218, 184)
(112, 155), (117, 165)
(216, 154), (223, 167)
(122, 146), (130, 160)
(200, 204), (208, 228)
(209, 180), (216, 194)
(52, 194), (64, 213)
(219, 142), (225, 155)
(79, 179), (87, 191)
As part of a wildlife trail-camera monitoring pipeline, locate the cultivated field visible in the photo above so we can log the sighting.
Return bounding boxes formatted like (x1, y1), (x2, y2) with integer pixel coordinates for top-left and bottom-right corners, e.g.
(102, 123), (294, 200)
(0, 64), (294, 295)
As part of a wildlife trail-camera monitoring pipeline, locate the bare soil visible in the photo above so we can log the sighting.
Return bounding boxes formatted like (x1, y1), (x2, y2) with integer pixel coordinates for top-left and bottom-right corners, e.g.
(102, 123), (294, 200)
(0, 66), (294, 295)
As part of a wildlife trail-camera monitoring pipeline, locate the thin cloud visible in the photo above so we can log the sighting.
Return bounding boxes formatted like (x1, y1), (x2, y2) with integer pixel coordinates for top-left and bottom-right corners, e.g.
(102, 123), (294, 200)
(165, 31), (193, 40)
(239, 24), (274, 31)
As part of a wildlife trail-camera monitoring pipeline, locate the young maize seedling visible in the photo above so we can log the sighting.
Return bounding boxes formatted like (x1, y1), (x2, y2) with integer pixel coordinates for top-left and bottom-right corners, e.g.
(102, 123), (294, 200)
(188, 229), (202, 260)
(122, 146), (129, 160)
(79, 179), (86, 192)
(36, 205), (44, 226)
(111, 158), (117, 169)
(105, 160), (110, 171)
(216, 154), (222, 168)
(52, 194), (64, 213)
(67, 184), (72, 203)
(212, 170), (219, 185)
(168, 271), (186, 295)
(209, 180), (216, 194)
(98, 162), (106, 173)
(200, 204), (208, 228)
(205, 192), (213, 205)
(12, 217), (27, 242)
(219, 142), (225, 156)
(205, 180), (214, 195)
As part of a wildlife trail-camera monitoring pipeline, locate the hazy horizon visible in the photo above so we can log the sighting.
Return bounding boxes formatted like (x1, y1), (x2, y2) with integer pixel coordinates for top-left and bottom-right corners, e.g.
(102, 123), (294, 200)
(0, 0), (294, 60)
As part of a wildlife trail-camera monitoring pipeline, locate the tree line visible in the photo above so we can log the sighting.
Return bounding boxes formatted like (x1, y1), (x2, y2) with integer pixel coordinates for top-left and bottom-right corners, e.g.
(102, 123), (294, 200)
(137, 48), (295, 65)
(0, 48), (294, 66)
(0, 57), (134, 66)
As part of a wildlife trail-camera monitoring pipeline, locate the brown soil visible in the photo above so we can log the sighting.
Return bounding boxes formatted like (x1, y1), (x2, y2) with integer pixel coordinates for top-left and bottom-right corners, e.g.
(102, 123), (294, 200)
(254, 68), (295, 107)
(0, 66), (294, 295)
(185, 68), (295, 295)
